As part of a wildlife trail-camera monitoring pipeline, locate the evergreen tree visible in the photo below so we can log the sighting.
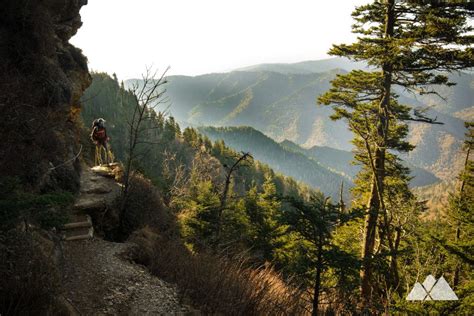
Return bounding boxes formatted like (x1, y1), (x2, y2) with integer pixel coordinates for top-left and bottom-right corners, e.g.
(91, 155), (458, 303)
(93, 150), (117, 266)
(182, 177), (221, 249)
(183, 127), (200, 148)
(281, 194), (360, 315)
(245, 178), (284, 261)
(319, 1), (473, 309)
(163, 116), (178, 141)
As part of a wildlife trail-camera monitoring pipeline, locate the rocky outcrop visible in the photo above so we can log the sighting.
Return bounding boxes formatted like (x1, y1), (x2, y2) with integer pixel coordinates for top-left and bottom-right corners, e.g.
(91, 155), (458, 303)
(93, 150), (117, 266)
(61, 163), (122, 241)
(60, 164), (193, 314)
(0, 0), (90, 191)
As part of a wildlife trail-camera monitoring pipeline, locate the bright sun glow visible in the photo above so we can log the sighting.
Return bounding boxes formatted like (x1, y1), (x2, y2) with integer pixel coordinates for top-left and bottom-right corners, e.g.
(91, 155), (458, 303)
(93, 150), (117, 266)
(71, 0), (370, 79)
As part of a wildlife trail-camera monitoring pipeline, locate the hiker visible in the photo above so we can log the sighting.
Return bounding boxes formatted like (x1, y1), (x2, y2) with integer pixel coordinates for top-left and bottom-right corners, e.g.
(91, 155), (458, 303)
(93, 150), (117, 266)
(91, 118), (110, 165)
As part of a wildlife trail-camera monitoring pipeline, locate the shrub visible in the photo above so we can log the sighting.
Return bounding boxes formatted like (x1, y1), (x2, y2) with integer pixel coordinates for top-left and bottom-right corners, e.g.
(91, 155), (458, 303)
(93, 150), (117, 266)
(0, 230), (61, 315)
(129, 227), (310, 315)
(116, 173), (175, 240)
(0, 177), (72, 231)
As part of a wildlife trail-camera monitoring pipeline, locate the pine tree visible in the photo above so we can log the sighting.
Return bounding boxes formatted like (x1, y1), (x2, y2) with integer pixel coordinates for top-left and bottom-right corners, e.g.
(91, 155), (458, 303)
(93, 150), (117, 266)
(182, 177), (221, 249)
(318, 1), (473, 309)
(163, 116), (178, 141)
(281, 194), (360, 315)
(244, 178), (284, 261)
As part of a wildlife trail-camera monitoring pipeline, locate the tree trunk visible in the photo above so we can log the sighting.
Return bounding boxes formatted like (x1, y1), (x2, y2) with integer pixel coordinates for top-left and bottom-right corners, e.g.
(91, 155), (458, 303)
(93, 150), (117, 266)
(360, 158), (382, 307)
(360, 0), (395, 309)
(216, 152), (251, 244)
(215, 171), (232, 242)
(119, 117), (138, 237)
(453, 225), (461, 287)
(390, 227), (401, 291)
(312, 237), (323, 316)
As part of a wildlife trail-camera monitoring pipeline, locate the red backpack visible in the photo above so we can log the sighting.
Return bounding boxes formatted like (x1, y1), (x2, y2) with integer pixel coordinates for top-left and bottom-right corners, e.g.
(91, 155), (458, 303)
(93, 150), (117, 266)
(94, 127), (107, 142)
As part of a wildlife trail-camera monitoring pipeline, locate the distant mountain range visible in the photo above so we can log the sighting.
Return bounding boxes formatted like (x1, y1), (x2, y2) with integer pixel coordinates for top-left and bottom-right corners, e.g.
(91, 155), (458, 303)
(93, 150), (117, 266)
(126, 57), (473, 185)
(199, 126), (439, 196)
(234, 57), (369, 74)
(278, 139), (439, 188)
(198, 126), (352, 200)
(133, 69), (354, 150)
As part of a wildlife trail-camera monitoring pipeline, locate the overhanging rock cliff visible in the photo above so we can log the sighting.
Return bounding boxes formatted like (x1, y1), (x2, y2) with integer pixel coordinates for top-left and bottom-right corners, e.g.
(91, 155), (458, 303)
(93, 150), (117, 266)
(0, 0), (91, 191)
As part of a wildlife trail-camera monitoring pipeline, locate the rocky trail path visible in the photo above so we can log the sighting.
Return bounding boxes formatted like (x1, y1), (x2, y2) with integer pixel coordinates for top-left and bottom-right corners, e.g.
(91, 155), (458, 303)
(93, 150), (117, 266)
(61, 164), (192, 315)
(62, 238), (190, 315)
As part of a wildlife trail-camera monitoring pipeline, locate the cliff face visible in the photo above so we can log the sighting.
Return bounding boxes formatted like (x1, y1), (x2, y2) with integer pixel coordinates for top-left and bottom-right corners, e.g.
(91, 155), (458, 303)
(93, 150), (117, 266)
(0, 0), (91, 191)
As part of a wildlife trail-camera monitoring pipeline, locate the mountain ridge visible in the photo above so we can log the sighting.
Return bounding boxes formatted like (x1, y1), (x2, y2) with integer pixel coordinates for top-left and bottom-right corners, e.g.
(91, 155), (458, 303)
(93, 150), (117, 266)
(279, 139), (439, 188)
(197, 126), (352, 200)
(233, 57), (369, 74)
(125, 58), (473, 181)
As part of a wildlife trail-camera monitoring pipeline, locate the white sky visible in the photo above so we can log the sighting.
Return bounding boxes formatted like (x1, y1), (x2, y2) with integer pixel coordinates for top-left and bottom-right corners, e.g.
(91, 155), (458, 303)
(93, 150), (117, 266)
(71, 0), (369, 79)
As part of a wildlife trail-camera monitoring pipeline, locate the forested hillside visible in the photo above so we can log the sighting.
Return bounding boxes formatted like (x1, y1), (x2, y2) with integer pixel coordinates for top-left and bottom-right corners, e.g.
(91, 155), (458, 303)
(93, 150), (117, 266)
(198, 125), (440, 193)
(198, 126), (351, 199)
(127, 69), (354, 150)
(126, 58), (472, 214)
(279, 139), (439, 187)
(130, 65), (472, 182)
(81, 73), (313, 200)
(405, 111), (468, 180)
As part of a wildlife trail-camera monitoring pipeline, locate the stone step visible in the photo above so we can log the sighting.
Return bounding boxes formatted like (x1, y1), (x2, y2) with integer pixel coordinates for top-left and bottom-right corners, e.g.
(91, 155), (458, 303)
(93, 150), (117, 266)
(73, 197), (106, 212)
(63, 226), (93, 241)
(65, 233), (93, 241)
(63, 220), (92, 230)
(80, 182), (112, 194)
(62, 215), (94, 241)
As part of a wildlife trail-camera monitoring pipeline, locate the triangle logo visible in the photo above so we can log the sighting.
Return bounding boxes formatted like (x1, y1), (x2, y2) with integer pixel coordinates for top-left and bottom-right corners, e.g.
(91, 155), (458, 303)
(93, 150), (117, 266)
(422, 274), (436, 292)
(406, 275), (458, 301)
(430, 276), (459, 300)
(406, 282), (428, 301)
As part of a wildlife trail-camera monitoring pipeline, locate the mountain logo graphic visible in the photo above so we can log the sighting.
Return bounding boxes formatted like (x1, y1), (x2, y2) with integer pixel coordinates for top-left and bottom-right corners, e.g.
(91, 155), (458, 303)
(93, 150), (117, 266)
(406, 275), (458, 301)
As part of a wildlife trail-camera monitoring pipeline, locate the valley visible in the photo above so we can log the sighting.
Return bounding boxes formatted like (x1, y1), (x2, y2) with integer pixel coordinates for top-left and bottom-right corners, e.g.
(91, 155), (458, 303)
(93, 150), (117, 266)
(125, 57), (472, 205)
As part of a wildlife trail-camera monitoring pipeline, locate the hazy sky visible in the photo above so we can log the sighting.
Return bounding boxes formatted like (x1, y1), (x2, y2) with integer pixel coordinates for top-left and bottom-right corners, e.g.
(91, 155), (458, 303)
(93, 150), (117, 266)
(71, 0), (369, 79)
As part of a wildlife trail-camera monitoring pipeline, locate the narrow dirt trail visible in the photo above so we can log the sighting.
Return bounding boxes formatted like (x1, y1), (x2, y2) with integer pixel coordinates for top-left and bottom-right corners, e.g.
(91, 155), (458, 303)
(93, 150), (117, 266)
(61, 164), (192, 315)
(62, 238), (190, 315)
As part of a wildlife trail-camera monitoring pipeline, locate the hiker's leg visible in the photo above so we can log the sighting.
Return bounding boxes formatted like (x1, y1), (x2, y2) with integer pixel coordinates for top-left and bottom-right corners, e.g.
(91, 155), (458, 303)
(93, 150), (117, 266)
(104, 142), (109, 164)
(106, 142), (114, 163)
(108, 148), (114, 163)
(95, 145), (99, 166)
(98, 145), (103, 165)
(101, 146), (105, 165)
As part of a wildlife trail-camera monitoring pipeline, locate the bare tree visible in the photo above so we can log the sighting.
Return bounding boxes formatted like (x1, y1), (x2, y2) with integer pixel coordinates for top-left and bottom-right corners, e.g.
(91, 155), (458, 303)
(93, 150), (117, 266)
(119, 66), (170, 234)
(216, 152), (252, 242)
(162, 149), (189, 206)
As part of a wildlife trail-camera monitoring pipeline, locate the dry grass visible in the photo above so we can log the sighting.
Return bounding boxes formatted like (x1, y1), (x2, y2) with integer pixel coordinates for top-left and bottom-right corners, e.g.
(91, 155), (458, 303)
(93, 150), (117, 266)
(129, 227), (310, 315)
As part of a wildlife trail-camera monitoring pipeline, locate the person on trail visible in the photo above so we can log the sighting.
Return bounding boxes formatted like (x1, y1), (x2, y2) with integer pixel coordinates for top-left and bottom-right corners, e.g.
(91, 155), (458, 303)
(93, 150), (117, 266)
(91, 118), (110, 165)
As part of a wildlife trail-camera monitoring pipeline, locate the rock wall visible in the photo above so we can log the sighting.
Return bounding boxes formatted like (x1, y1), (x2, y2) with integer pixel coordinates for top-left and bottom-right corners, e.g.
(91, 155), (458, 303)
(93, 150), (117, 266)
(0, 0), (91, 191)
